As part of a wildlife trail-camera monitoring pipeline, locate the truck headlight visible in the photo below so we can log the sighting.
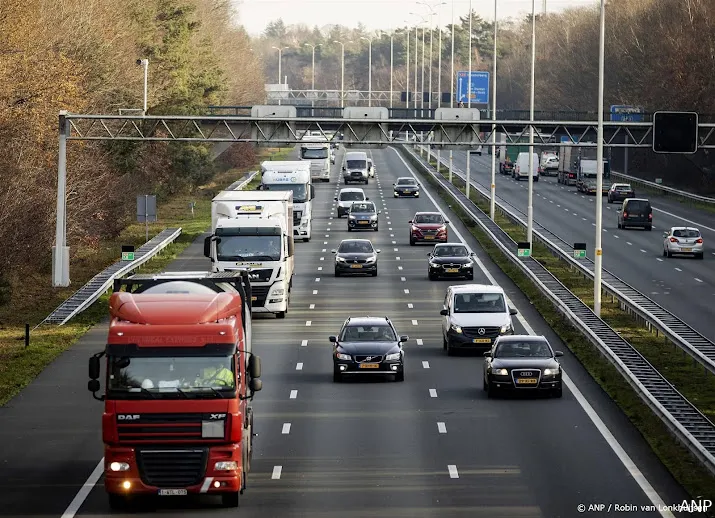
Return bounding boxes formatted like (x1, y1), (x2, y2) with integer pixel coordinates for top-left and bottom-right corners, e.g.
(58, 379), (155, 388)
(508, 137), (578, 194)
(271, 288), (285, 296)
(543, 367), (560, 376)
(109, 462), (130, 472)
(450, 324), (462, 333)
(336, 353), (351, 360)
(385, 352), (401, 361)
(214, 461), (238, 471)
(493, 368), (508, 376)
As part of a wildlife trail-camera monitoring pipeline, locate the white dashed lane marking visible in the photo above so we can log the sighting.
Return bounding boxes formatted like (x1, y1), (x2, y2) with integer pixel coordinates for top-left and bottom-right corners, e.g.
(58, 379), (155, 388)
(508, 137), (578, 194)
(312, 290), (318, 295)
(407, 303), (414, 308)
(272, 466), (282, 479)
(282, 423), (291, 434)
(289, 390), (298, 399)
(306, 321), (312, 326)
(695, 278), (703, 283)
(296, 363), (303, 370)
(438, 422), (447, 434)
(416, 339), (423, 345)
(301, 340), (308, 347)
(309, 304), (315, 309)
(315, 278), (320, 282)
(404, 289), (410, 294)
(422, 361), (430, 369)
(412, 320), (418, 325)
(674, 267), (682, 272)
(429, 389), (438, 398)
(448, 465), (459, 478)
(401, 277), (406, 281)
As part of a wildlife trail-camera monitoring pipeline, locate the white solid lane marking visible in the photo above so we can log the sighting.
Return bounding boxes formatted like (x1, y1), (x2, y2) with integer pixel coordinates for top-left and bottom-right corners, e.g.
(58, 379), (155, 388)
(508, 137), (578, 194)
(296, 363), (303, 370)
(695, 278), (703, 283)
(309, 304), (315, 309)
(416, 338), (424, 345)
(407, 303), (414, 308)
(448, 465), (459, 478)
(282, 423), (291, 434)
(289, 390), (298, 399)
(404, 289), (410, 294)
(306, 321), (312, 326)
(301, 340), (308, 347)
(272, 466), (282, 479)
(312, 290), (318, 295)
(429, 389), (438, 398)
(412, 320), (418, 325)
(653, 207), (715, 234)
(60, 459), (104, 518)
(438, 422), (447, 434)
(422, 361), (430, 369)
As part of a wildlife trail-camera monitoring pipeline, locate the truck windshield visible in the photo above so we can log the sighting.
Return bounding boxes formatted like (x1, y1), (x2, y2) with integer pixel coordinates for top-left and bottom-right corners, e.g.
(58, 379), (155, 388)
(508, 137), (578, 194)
(108, 355), (236, 399)
(301, 147), (328, 159)
(217, 235), (281, 261)
(263, 183), (307, 203)
(346, 160), (367, 170)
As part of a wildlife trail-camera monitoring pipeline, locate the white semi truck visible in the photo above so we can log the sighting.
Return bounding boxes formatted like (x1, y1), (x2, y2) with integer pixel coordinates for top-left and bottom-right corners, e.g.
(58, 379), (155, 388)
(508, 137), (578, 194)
(260, 161), (314, 242)
(204, 190), (294, 319)
(300, 135), (331, 182)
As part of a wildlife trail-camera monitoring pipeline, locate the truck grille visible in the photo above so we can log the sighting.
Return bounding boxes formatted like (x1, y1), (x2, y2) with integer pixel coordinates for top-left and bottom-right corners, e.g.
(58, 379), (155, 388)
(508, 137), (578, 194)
(137, 448), (207, 487)
(246, 268), (272, 282)
(250, 286), (269, 306)
(116, 413), (226, 443)
(462, 326), (501, 339)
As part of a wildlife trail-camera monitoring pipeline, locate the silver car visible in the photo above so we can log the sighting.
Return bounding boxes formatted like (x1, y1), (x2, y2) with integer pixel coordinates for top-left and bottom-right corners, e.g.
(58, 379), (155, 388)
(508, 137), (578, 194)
(663, 227), (704, 259)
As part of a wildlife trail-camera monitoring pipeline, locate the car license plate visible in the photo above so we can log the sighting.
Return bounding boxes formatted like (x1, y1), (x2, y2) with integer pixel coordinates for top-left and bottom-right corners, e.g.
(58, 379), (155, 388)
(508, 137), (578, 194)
(404, 191), (412, 194)
(359, 363), (380, 369)
(682, 248), (692, 252)
(424, 235), (434, 239)
(350, 264), (363, 269)
(516, 378), (538, 385)
(359, 220), (369, 224)
(251, 296), (257, 301)
(445, 268), (459, 273)
(473, 338), (491, 344)
(158, 489), (188, 496)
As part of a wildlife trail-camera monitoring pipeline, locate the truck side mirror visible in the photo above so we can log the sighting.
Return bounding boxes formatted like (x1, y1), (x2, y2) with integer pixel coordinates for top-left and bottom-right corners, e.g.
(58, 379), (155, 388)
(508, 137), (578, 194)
(249, 355), (262, 378)
(203, 236), (212, 258)
(249, 378), (263, 392)
(89, 356), (101, 380)
(88, 379), (100, 393)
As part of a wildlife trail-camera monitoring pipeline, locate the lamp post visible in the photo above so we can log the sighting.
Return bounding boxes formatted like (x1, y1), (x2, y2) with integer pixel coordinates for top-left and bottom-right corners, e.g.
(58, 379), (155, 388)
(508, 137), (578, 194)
(418, 1), (446, 109)
(526, 1), (536, 248)
(332, 40), (346, 108)
(271, 46), (288, 84)
(360, 36), (373, 107)
(594, 0), (606, 317)
(304, 43), (319, 90)
(137, 58), (149, 116)
(449, 0), (455, 183)
(466, 0), (473, 199)
(489, 0), (498, 220)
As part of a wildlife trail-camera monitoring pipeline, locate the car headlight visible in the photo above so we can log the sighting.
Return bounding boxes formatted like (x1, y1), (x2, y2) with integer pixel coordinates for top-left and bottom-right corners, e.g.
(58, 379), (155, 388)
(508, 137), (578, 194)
(500, 324), (512, 334)
(365, 256), (376, 263)
(429, 262), (440, 268)
(336, 257), (346, 262)
(450, 324), (462, 333)
(385, 352), (401, 361)
(214, 461), (238, 471)
(370, 215), (378, 220)
(349, 215), (356, 219)
(336, 353), (351, 360)
(437, 226), (447, 232)
(543, 367), (560, 376)
(493, 368), (508, 376)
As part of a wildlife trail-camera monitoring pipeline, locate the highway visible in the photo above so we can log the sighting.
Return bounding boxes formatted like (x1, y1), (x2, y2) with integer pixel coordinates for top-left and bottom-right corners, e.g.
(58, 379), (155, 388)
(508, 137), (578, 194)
(444, 150), (715, 341)
(0, 147), (699, 517)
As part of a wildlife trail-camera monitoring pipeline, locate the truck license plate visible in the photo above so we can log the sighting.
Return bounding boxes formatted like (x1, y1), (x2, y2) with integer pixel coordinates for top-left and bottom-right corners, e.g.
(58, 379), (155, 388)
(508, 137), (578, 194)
(251, 296), (257, 301)
(158, 489), (188, 496)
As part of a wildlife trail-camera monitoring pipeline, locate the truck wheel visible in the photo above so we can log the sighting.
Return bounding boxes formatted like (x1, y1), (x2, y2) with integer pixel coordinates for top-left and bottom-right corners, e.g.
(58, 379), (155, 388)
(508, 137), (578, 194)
(108, 493), (129, 510)
(222, 491), (240, 507)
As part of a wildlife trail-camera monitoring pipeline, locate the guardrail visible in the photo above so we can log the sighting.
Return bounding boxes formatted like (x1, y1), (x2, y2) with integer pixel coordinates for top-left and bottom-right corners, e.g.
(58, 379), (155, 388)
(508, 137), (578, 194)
(41, 171), (258, 326)
(419, 145), (715, 376)
(609, 171), (715, 205)
(400, 143), (715, 477)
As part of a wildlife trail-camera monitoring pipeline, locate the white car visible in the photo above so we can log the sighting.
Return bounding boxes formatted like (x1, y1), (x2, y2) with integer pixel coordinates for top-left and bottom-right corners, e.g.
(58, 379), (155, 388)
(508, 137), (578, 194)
(335, 187), (368, 218)
(663, 227), (704, 259)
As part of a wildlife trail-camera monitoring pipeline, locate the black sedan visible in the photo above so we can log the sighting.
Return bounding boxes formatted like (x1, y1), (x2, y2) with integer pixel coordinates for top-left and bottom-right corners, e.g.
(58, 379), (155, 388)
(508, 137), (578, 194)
(483, 335), (564, 398)
(333, 239), (380, 277)
(347, 201), (380, 231)
(607, 183), (636, 203)
(427, 243), (475, 280)
(330, 316), (407, 382)
(393, 177), (420, 197)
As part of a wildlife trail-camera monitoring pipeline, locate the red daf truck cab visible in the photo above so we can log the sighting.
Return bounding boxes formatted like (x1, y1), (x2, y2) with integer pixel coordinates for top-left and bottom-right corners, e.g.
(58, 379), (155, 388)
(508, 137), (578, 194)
(87, 271), (262, 509)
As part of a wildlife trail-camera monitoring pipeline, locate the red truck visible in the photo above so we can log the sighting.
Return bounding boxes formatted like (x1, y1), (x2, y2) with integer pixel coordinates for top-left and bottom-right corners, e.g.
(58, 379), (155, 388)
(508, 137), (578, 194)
(87, 271), (262, 509)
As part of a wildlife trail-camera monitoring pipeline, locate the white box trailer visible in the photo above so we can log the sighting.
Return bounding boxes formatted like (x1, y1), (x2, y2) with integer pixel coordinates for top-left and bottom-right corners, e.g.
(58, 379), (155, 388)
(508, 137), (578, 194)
(260, 161), (314, 242)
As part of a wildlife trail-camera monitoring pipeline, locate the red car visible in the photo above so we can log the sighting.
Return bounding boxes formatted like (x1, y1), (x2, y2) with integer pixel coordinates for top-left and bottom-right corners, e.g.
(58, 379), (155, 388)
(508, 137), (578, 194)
(409, 212), (449, 245)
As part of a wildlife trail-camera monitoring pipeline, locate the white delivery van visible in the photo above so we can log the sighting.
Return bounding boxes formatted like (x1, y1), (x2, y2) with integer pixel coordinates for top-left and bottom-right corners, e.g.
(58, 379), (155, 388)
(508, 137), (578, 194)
(514, 152), (539, 182)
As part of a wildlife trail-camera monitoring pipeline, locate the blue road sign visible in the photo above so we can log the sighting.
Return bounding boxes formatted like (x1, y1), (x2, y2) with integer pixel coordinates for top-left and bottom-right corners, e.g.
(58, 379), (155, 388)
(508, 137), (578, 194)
(560, 136), (576, 143)
(456, 71), (490, 105)
(610, 105), (645, 122)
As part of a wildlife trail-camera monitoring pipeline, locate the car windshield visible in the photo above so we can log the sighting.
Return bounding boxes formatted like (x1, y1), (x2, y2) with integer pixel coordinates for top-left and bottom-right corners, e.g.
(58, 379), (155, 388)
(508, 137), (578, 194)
(434, 246), (467, 257)
(108, 355), (236, 399)
(340, 191), (364, 201)
(262, 183), (307, 203)
(338, 241), (373, 253)
(414, 214), (443, 224)
(453, 293), (506, 313)
(673, 229), (700, 238)
(495, 341), (551, 358)
(216, 235), (281, 261)
(350, 203), (375, 213)
(397, 178), (416, 185)
(346, 159), (367, 169)
(340, 324), (396, 341)
(301, 147), (329, 159)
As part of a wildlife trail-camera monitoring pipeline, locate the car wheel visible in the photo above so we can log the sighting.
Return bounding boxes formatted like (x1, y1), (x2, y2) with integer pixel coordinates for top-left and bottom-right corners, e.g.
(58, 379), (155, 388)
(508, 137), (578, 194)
(222, 491), (240, 507)
(617, 221), (622, 229)
(334, 269), (340, 277)
(486, 381), (496, 398)
(303, 237), (310, 242)
(483, 377), (488, 391)
(607, 197), (612, 203)
(371, 269), (377, 277)
(374, 226), (378, 232)
(446, 343), (454, 356)
(552, 385), (563, 398)
(428, 272), (436, 281)
(348, 227), (352, 232)
(410, 238), (416, 246)
(395, 370), (404, 382)
(646, 225), (652, 231)
(697, 253), (704, 260)
(666, 249), (672, 258)
(333, 367), (341, 383)
(663, 248), (667, 257)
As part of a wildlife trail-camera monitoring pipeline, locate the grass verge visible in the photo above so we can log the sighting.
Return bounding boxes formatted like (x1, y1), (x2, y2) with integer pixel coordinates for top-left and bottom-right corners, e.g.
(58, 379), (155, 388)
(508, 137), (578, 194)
(0, 147), (289, 407)
(407, 146), (715, 506)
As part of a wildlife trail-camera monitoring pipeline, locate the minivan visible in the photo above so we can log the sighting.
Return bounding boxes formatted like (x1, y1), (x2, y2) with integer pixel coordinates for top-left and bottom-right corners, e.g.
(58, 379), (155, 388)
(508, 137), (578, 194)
(342, 151), (369, 184)
(335, 188), (369, 218)
(440, 284), (518, 355)
(617, 198), (652, 231)
(513, 152), (539, 182)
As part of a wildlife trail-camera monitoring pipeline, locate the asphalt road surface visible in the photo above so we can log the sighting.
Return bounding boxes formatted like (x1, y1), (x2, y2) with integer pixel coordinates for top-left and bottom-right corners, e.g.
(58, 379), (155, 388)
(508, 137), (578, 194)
(445, 149), (715, 342)
(0, 147), (700, 518)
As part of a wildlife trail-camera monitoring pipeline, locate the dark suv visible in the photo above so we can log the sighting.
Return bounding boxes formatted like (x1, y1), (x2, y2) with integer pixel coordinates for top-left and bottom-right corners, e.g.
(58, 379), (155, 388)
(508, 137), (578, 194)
(329, 316), (408, 382)
(348, 201), (380, 231)
(617, 198), (652, 231)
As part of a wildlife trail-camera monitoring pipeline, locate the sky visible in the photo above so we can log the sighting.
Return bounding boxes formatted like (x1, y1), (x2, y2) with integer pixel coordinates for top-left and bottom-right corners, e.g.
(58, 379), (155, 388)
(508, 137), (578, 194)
(235, 0), (599, 36)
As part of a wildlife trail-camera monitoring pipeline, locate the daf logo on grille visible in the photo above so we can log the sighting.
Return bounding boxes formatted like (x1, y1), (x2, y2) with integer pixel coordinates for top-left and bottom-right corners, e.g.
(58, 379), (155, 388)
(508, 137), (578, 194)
(118, 414), (140, 420)
(478, 328), (485, 335)
(522, 371), (533, 376)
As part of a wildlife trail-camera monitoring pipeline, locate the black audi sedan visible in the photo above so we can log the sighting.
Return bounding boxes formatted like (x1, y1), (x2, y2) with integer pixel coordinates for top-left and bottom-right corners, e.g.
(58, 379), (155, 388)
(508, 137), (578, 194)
(329, 316), (408, 382)
(483, 335), (564, 398)
(427, 243), (475, 280)
(347, 201), (380, 232)
(333, 239), (381, 277)
(393, 177), (420, 197)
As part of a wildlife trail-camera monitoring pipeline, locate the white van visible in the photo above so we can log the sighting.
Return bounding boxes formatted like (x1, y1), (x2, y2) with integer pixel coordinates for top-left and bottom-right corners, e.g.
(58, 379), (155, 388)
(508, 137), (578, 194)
(514, 152), (539, 182)
(335, 187), (368, 218)
(343, 151), (369, 184)
(440, 284), (518, 355)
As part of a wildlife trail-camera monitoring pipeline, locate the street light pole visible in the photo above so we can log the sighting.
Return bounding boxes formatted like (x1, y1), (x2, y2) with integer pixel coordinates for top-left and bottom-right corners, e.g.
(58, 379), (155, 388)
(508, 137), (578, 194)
(449, 0), (455, 183)
(390, 33), (394, 109)
(360, 36), (373, 106)
(466, 0), (473, 199)
(490, 0), (497, 220)
(406, 28), (410, 110)
(527, 0), (536, 248)
(594, 0), (606, 316)
(304, 43), (317, 90)
(332, 40), (345, 108)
